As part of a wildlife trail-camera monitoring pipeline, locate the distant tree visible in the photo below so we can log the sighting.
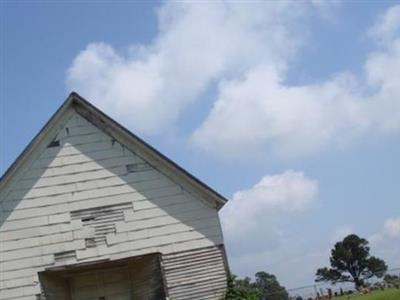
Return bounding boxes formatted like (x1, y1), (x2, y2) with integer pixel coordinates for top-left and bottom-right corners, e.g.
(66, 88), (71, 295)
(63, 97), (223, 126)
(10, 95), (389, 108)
(225, 271), (288, 300)
(236, 276), (261, 299)
(254, 272), (289, 300)
(225, 273), (260, 300)
(384, 274), (400, 287)
(315, 234), (387, 289)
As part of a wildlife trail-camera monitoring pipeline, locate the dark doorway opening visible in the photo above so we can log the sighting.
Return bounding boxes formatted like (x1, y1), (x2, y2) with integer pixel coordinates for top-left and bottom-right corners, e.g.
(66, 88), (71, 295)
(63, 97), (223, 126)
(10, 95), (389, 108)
(39, 253), (166, 300)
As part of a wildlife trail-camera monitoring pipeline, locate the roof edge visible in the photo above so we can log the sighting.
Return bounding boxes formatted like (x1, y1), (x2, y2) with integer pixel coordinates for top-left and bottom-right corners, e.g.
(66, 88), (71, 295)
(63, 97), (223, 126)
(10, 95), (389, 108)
(69, 93), (227, 208)
(1, 92), (227, 209)
(0, 93), (75, 189)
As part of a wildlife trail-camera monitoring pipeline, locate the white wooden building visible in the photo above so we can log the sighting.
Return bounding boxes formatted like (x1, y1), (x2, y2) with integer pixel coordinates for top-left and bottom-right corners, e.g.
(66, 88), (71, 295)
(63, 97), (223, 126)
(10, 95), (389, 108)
(0, 93), (228, 300)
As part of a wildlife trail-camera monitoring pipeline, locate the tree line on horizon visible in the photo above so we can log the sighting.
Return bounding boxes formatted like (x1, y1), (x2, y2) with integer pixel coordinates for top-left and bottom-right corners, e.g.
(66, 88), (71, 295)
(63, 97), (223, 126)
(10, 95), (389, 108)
(225, 234), (395, 300)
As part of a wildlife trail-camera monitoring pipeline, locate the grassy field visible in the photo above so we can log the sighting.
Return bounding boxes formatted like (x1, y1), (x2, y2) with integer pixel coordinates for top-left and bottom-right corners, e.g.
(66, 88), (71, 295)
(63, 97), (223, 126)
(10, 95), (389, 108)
(336, 288), (400, 300)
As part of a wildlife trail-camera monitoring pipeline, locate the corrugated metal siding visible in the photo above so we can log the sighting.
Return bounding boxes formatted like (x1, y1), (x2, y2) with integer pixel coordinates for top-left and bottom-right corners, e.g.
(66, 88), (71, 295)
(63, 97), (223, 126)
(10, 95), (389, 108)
(162, 246), (227, 300)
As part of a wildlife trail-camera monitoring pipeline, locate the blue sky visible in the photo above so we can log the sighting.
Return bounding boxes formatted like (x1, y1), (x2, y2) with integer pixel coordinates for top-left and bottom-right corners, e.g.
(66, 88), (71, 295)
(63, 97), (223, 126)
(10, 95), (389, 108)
(1, 1), (400, 289)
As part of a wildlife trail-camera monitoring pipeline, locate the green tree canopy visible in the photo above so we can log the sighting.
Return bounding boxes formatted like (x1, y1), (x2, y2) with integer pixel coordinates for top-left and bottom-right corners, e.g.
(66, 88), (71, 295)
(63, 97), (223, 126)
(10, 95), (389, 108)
(315, 234), (388, 288)
(384, 274), (400, 286)
(225, 273), (261, 300)
(254, 272), (288, 300)
(225, 271), (288, 300)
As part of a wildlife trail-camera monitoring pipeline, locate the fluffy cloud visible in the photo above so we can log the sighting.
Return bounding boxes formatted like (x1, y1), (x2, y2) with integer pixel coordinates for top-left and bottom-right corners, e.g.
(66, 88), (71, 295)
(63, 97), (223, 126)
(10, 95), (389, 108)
(220, 171), (318, 282)
(192, 69), (368, 158)
(369, 5), (400, 45)
(192, 5), (400, 158)
(67, 3), (400, 158)
(221, 170), (318, 237)
(367, 216), (400, 275)
(331, 225), (354, 243)
(384, 217), (400, 238)
(67, 1), (312, 135)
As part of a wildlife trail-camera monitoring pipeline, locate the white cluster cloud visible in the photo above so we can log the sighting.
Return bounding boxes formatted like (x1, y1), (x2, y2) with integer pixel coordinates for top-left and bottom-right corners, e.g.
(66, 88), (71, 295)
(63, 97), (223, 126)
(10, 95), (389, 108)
(331, 225), (354, 243)
(192, 5), (400, 158)
(368, 216), (400, 274)
(67, 3), (400, 158)
(221, 170), (318, 237)
(370, 217), (400, 245)
(383, 217), (400, 238)
(220, 170), (318, 278)
(67, 1), (311, 135)
(369, 5), (400, 45)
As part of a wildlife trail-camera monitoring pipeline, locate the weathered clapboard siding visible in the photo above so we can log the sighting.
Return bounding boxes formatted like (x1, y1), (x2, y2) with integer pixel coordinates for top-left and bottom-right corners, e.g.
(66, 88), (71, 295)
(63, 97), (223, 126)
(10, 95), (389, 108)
(0, 108), (227, 299)
(163, 246), (227, 300)
(3, 176), (176, 215)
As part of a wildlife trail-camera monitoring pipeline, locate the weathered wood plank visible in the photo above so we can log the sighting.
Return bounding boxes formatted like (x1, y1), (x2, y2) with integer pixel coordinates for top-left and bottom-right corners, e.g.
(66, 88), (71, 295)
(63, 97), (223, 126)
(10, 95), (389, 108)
(163, 246), (227, 300)
(0, 110), (225, 299)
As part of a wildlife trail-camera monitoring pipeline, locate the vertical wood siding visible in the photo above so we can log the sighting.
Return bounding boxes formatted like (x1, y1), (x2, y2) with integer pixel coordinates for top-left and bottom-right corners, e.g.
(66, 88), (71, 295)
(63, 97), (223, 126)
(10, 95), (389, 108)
(0, 111), (225, 299)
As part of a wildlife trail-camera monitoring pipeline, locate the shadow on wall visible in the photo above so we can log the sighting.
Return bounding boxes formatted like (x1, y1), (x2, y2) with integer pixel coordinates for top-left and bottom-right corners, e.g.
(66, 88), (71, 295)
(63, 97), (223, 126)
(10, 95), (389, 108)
(0, 142), (63, 228)
(0, 111), (222, 253)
